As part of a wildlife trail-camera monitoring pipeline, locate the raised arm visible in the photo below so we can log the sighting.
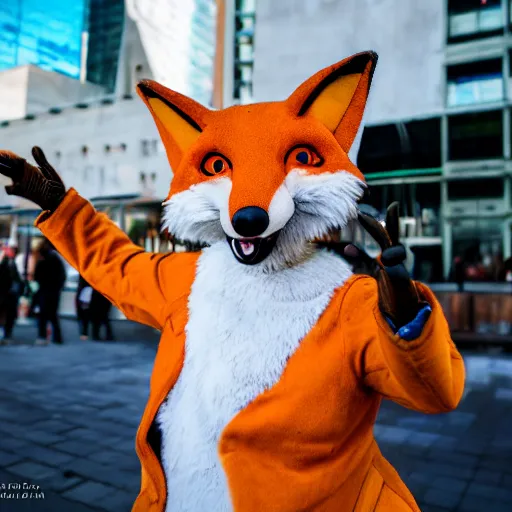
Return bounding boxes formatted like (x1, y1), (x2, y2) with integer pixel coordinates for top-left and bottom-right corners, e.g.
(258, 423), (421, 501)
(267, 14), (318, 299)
(341, 203), (465, 413)
(344, 276), (465, 413)
(0, 147), (198, 330)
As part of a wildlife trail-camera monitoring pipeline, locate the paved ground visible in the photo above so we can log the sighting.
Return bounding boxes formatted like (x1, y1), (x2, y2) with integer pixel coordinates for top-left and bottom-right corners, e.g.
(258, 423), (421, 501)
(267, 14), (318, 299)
(0, 320), (511, 512)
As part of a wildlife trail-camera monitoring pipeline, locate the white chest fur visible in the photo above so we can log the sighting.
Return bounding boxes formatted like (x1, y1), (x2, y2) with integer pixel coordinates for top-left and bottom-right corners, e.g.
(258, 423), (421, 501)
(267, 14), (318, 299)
(156, 242), (352, 512)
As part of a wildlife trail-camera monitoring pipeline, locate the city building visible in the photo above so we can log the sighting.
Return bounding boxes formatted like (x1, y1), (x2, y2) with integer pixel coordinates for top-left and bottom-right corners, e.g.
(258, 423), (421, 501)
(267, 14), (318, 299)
(0, 0), (219, 253)
(215, 0), (256, 107)
(250, 0), (512, 282)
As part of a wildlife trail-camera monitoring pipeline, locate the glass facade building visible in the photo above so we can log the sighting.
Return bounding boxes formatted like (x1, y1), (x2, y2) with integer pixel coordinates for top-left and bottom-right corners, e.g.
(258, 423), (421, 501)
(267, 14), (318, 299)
(86, 0), (125, 92)
(127, 0), (217, 106)
(0, 0), (88, 78)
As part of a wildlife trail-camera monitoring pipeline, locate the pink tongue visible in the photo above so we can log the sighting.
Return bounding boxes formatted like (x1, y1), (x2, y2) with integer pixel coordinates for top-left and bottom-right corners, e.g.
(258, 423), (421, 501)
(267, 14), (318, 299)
(240, 241), (255, 255)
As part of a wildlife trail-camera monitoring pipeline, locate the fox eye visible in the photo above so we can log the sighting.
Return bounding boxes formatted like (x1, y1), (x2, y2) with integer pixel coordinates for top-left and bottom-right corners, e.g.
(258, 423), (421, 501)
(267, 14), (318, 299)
(201, 153), (231, 177)
(286, 146), (323, 167)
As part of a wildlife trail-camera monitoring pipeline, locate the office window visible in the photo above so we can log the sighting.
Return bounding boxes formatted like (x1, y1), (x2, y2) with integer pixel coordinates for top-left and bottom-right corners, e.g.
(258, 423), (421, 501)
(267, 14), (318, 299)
(358, 118), (441, 173)
(448, 110), (503, 160)
(448, 177), (504, 199)
(86, 0), (124, 92)
(447, 59), (503, 107)
(233, 0), (255, 103)
(448, 0), (503, 43)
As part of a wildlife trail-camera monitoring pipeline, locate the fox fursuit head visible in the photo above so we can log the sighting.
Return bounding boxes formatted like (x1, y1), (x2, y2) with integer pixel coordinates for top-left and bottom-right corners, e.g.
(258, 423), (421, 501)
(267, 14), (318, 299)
(137, 52), (377, 270)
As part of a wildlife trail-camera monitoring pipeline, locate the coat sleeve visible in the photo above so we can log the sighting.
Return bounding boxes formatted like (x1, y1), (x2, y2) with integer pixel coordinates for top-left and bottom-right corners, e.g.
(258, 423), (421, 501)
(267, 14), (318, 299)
(343, 276), (465, 413)
(35, 188), (197, 330)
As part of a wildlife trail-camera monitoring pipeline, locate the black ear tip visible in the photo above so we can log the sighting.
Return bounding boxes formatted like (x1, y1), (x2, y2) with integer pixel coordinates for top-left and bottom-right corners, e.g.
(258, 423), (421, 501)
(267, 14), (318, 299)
(368, 51), (379, 62)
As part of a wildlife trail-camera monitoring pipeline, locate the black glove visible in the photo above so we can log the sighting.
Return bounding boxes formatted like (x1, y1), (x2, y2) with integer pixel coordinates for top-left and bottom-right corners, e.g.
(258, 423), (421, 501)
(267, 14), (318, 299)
(346, 202), (425, 329)
(0, 146), (65, 211)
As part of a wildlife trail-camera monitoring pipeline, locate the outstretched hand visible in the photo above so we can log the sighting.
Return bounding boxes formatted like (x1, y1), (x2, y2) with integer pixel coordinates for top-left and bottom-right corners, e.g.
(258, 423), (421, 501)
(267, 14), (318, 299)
(345, 203), (424, 329)
(0, 147), (65, 211)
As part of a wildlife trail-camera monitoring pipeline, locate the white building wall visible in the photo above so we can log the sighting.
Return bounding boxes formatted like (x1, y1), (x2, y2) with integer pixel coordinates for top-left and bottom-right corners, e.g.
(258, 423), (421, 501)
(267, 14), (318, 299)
(0, 66), (106, 122)
(253, 0), (445, 124)
(0, 98), (173, 208)
(0, 68), (29, 121)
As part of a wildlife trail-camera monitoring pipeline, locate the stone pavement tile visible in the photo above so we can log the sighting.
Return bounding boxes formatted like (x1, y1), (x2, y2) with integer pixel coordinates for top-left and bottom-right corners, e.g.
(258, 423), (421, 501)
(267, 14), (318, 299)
(430, 476), (468, 494)
(10, 444), (75, 467)
(423, 487), (462, 509)
(444, 411), (476, 428)
(459, 494), (511, 512)
(454, 439), (488, 456)
(111, 439), (137, 453)
(466, 482), (512, 502)
(39, 473), (84, 493)
(403, 472), (431, 502)
(479, 457), (512, 475)
(62, 481), (117, 509)
(375, 425), (412, 444)
(66, 403), (107, 415)
(396, 416), (444, 433)
(472, 468), (503, 485)
(98, 489), (138, 512)
(429, 436), (457, 452)
(420, 506), (453, 512)
(88, 451), (140, 472)
(406, 432), (440, 448)
(28, 419), (77, 434)
(0, 435), (30, 454)
(24, 430), (66, 445)
(399, 444), (430, 458)
(52, 440), (103, 457)
(0, 419), (20, 435)
(411, 461), (474, 480)
(96, 407), (142, 427)
(425, 450), (479, 469)
(0, 449), (23, 467)
(7, 461), (61, 481)
(68, 417), (137, 439)
(0, 407), (49, 425)
(64, 428), (125, 448)
(62, 458), (140, 491)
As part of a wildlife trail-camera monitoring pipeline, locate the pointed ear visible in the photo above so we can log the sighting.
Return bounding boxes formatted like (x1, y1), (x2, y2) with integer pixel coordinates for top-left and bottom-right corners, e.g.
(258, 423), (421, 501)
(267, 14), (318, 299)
(136, 80), (211, 170)
(287, 52), (378, 153)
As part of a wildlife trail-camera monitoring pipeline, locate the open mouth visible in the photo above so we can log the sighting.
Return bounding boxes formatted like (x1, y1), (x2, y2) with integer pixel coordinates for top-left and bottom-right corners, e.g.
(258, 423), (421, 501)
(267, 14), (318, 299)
(227, 231), (281, 265)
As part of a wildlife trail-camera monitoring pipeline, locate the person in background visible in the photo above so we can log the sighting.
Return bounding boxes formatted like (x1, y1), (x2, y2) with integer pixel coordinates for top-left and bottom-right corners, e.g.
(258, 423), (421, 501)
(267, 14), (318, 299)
(450, 255), (465, 292)
(76, 275), (93, 341)
(499, 256), (512, 282)
(90, 289), (114, 341)
(0, 242), (22, 344)
(34, 239), (66, 345)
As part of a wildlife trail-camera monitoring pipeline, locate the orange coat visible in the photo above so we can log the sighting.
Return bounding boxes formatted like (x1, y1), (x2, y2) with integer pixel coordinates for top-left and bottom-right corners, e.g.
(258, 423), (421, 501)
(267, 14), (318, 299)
(36, 189), (465, 512)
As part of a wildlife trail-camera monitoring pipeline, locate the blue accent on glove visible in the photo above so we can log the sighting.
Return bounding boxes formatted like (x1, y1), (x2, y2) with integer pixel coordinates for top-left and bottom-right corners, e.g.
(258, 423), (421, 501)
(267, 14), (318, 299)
(385, 304), (432, 341)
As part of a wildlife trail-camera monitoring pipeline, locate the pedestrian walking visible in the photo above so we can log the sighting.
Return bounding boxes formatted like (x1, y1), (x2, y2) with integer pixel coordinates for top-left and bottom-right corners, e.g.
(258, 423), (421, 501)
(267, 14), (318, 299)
(76, 275), (93, 340)
(90, 289), (114, 341)
(34, 239), (66, 345)
(0, 242), (22, 344)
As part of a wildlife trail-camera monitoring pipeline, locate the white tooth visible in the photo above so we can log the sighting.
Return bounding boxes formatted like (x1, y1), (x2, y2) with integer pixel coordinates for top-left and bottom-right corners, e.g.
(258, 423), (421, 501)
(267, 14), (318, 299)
(231, 239), (241, 258)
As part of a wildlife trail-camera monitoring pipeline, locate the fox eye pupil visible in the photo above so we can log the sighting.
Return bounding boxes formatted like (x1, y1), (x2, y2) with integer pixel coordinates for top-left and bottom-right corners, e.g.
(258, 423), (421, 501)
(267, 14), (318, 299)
(296, 151), (309, 165)
(213, 159), (224, 173)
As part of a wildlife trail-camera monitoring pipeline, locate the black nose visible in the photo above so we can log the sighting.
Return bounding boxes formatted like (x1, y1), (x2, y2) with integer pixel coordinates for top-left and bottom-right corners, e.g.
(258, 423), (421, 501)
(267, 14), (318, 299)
(232, 206), (269, 237)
